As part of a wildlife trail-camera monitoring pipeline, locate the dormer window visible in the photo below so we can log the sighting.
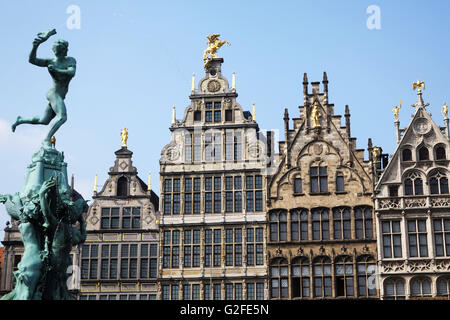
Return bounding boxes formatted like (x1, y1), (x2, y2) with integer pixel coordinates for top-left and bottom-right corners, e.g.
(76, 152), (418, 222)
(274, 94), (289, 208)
(402, 149), (412, 161)
(117, 176), (128, 196)
(225, 109), (232, 122)
(194, 111), (201, 122)
(418, 147), (429, 161)
(205, 102), (222, 123)
(436, 145), (446, 160)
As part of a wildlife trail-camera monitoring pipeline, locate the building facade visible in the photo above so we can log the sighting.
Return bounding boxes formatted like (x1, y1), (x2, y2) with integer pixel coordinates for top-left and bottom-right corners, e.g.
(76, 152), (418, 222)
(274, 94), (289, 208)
(80, 141), (160, 300)
(374, 89), (450, 300)
(266, 73), (378, 299)
(158, 57), (273, 300)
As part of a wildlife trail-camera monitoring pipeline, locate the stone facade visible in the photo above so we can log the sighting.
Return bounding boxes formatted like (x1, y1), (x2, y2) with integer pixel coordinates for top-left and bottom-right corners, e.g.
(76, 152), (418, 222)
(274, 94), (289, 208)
(266, 73), (378, 299)
(374, 90), (450, 300)
(79, 145), (160, 300)
(158, 57), (273, 300)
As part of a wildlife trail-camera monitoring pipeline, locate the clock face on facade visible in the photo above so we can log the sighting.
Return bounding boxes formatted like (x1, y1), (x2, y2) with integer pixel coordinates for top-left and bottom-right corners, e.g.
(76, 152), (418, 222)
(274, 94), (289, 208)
(207, 79), (221, 92)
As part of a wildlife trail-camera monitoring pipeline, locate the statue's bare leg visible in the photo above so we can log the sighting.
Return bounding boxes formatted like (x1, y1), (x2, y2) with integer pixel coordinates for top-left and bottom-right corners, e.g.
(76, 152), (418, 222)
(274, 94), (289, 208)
(11, 104), (55, 132)
(44, 93), (67, 146)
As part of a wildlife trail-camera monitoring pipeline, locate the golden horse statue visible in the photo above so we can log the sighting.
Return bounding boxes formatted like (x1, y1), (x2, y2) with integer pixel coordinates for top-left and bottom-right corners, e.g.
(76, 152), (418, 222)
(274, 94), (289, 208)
(203, 34), (230, 66)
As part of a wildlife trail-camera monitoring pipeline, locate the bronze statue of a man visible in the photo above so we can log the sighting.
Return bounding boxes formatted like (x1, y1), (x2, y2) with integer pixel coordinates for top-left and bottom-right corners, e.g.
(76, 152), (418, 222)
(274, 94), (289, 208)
(11, 29), (76, 147)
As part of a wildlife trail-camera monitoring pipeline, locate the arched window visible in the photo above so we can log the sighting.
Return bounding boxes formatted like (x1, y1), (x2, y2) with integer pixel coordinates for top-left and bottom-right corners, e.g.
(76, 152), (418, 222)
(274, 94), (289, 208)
(437, 277), (450, 298)
(290, 209), (308, 241)
(313, 256), (332, 298)
(333, 207), (351, 239)
(384, 278), (405, 300)
(269, 211), (287, 242)
(335, 256), (354, 297)
(356, 255), (377, 297)
(404, 171), (423, 195)
(402, 148), (412, 161)
(117, 176), (128, 197)
(270, 258), (289, 299)
(291, 257), (310, 298)
(312, 208), (330, 240)
(436, 145), (446, 160)
(429, 171), (449, 194)
(410, 277), (432, 297)
(418, 146), (429, 161)
(355, 207), (373, 239)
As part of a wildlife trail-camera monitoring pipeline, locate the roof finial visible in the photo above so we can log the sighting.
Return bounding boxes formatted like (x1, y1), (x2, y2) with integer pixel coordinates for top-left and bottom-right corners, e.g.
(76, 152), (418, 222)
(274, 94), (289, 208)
(93, 173), (98, 194)
(120, 128), (128, 147)
(443, 102), (449, 119)
(191, 72), (195, 92)
(393, 100), (402, 122)
(413, 80), (425, 93)
(172, 105), (176, 125)
(232, 72), (236, 90)
(252, 102), (256, 121)
(148, 172), (151, 191)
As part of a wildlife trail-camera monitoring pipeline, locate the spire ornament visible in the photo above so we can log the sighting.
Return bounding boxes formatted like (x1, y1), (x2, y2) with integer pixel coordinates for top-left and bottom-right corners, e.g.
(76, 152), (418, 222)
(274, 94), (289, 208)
(120, 128), (128, 147)
(413, 80), (425, 93)
(443, 102), (449, 119)
(203, 34), (230, 67)
(393, 100), (402, 122)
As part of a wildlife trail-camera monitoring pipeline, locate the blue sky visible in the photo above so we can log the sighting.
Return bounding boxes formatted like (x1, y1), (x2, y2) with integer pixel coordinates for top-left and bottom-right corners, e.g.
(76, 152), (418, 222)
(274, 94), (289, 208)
(0, 1), (449, 239)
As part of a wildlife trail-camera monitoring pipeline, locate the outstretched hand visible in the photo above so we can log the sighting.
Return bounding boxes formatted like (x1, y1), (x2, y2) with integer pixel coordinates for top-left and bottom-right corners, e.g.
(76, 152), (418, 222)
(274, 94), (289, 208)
(40, 177), (56, 195)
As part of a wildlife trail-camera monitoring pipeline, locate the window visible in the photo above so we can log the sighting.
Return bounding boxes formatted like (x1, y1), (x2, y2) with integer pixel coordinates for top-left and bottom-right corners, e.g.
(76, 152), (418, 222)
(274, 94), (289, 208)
(418, 146), (429, 161)
(384, 278), (405, 300)
(333, 207), (351, 240)
(404, 172), (423, 195)
(117, 176), (128, 196)
(382, 221), (402, 258)
(355, 207), (373, 239)
(193, 133), (201, 162)
(291, 257), (310, 298)
(407, 220), (428, 257)
(185, 134), (192, 162)
(100, 244), (118, 279)
(290, 209), (308, 241)
(429, 171), (449, 194)
(389, 186), (399, 197)
(294, 178), (302, 194)
(246, 175), (263, 212)
(270, 259), (289, 299)
(225, 283), (243, 300)
(357, 255), (377, 297)
(434, 218), (450, 257)
(122, 207), (141, 229)
(183, 229), (200, 268)
(194, 110), (201, 122)
(101, 207), (120, 229)
(402, 148), (412, 161)
(205, 131), (222, 162)
(183, 284), (200, 300)
(225, 109), (232, 122)
(225, 130), (242, 161)
(336, 175), (345, 192)
(225, 228), (242, 266)
(225, 176), (242, 213)
(437, 277), (450, 297)
(183, 177), (201, 214)
(246, 227), (264, 266)
(162, 230), (180, 269)
(247, 282), (264, 300)
(163, 178), (180, 215)
(81, 244), (99, 280)
(213, 283), (221, 300)
(205, 177), (222, 213)
(313, 257), (332, 298)
(310, 166), (328, 193)
(205, 101), (221, 123)
(436, 145), (446, 160)
(204, 229), (221, 268)
(335, 256), (354, 297)
(120, 244), (138, 278)
(410, 277), (432, 297)
(312, 208), (330, 240)
(269, 211), (287, 242)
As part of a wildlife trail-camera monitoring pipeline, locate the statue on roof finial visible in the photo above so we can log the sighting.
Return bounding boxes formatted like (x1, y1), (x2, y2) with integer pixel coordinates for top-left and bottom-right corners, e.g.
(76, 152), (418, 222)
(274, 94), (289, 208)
(310, 101), (321, 128)
(203, 34), (230, 67)
(121, 128), (128, 147)
(413, 80), (425, 93)
(392, 100), (402, 121)
(443, 103), (449, 119)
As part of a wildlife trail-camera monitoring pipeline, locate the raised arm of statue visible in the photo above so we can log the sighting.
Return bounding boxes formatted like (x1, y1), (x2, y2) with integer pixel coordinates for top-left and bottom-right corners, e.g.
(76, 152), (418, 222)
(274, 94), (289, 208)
(39, 177), (58, 229)
(28, 29), (55, 67)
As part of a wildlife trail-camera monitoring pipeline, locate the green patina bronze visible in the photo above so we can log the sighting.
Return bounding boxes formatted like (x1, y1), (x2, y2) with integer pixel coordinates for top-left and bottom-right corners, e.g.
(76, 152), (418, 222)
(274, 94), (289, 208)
(0, 29), (87, 300)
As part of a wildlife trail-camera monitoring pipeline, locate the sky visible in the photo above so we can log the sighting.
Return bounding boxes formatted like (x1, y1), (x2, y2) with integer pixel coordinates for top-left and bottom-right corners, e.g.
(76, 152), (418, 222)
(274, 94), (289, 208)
(0, 0), (450, 240)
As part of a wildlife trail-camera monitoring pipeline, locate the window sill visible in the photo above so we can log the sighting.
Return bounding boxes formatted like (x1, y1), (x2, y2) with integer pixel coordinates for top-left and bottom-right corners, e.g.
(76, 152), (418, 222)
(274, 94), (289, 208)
(293, 192), (305, 197)
(309, 192), (331, 196)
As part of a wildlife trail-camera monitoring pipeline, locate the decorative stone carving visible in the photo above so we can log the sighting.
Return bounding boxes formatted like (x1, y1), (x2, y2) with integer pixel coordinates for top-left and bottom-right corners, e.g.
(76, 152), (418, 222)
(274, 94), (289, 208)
(207, 79), (221, 92)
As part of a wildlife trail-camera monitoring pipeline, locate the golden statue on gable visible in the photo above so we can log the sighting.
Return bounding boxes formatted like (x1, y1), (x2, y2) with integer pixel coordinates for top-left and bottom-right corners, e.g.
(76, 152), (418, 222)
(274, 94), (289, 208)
(413, 80), (425, 93)
(443, 102), (449, 119)
(310, 101), (321, 128)
(121, 128), (128, 147)
(203, 34), (230, 66)
(392, 100), (402, 121)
